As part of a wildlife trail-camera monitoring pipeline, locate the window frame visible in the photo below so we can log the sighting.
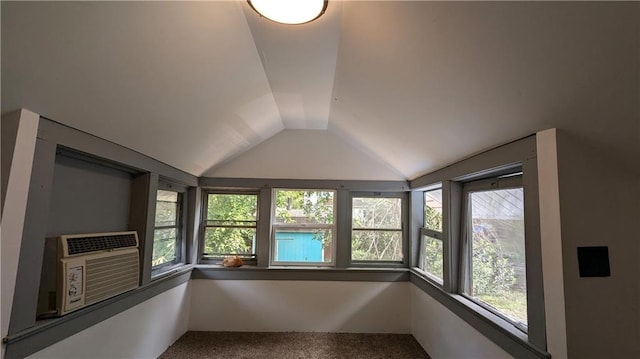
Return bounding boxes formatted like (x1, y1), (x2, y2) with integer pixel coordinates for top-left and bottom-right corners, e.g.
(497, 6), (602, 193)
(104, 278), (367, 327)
(271, 188), (337, 266)
(418, 184), (445, 284)
(151, 181), (187, 277)
(349, 191), (408, 266)
(460, 174), (528, 332)
(408, 135), (546, 357)
(200, 190), (260, 264)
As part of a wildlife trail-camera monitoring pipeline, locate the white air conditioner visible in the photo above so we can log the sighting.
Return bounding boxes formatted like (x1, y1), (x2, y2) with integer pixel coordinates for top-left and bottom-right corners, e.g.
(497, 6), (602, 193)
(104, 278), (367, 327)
(38, 231), (140, 317)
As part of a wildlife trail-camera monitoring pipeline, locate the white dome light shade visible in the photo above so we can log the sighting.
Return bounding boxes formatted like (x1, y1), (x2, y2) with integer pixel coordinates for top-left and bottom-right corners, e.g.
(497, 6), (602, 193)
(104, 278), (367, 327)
(248, 0), (328, 25)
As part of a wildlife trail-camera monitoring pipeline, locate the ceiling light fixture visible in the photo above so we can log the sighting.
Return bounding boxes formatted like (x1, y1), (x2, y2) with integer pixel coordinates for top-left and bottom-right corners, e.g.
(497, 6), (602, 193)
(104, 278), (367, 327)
(248, 0), (328, 25)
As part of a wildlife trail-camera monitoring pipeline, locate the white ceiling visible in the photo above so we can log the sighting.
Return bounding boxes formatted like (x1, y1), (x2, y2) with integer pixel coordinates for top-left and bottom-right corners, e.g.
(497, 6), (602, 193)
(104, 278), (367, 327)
(2, 1), (638, 180)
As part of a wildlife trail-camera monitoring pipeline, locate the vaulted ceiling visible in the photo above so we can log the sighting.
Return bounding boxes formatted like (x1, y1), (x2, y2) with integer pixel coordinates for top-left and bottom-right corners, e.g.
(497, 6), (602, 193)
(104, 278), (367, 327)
(2, 1), (638, 180)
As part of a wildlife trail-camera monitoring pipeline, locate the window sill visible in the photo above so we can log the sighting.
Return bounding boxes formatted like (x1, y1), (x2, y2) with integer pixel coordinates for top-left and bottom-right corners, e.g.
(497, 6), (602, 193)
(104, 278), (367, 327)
(409, 268), (550, 359)
(192, 265), (410, 282)
(406, 267), (444, 286)
(151, 262), (191, 280)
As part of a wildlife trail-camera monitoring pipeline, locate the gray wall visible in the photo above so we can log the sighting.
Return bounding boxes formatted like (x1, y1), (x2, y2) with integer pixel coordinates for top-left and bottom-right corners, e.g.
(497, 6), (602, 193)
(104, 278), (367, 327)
(46, 154), (133, 237)
(2, 116), (198, 358)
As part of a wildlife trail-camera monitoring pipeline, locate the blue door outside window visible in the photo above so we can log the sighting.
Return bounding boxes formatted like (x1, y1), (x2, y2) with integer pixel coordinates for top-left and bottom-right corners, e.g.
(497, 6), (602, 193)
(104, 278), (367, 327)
(275, 232), (322, 262)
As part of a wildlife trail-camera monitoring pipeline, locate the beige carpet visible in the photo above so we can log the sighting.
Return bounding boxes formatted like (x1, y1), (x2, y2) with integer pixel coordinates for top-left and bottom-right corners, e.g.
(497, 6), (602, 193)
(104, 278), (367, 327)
(159, 331), (431, 359)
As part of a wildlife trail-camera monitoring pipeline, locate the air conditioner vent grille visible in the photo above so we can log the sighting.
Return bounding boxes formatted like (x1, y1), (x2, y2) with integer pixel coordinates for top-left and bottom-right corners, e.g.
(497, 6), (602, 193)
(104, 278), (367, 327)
(67, 233), (137, 255)
(85, 251), (139, 305)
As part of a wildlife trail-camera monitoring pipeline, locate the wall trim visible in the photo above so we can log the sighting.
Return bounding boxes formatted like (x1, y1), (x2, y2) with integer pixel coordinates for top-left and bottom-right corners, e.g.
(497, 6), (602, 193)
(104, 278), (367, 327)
(192, 266), (410, 282)
(199, 177), (410, 191)
(37, 118), (197, 186)
(410, 135), (536, 188)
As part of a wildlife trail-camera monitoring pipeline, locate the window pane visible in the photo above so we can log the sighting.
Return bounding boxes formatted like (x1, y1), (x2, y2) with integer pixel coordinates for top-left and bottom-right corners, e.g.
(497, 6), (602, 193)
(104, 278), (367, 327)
(274, 190), (334, 225)
(274, 229), (332, 263)
(352, 230), (403, 261)
(153, 189), (180, 269)
(204, 227), (256, 257)
(424, 188), (442, 231)
(352, 197), (401, 229)
(204, 193), (258, 259)
(155, 201), (177, 227)
(207, 194), (257, 222)
(157, 190), (178, 202)
(467, 188), (527, 326)
(421, 235), (443, 282)
(153, 228), (176, 266)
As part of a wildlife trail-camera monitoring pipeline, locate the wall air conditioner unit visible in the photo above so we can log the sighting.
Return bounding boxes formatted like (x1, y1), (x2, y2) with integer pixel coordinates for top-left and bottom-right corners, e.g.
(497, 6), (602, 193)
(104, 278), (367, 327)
(38, 231), (140, 317)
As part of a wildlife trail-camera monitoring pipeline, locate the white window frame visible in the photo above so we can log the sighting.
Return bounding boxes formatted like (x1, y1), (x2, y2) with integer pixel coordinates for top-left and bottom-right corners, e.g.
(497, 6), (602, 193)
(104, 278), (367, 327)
(200, 190), (259, 263)
(271, 188), (336, 266)
(350, 192), (406, 264)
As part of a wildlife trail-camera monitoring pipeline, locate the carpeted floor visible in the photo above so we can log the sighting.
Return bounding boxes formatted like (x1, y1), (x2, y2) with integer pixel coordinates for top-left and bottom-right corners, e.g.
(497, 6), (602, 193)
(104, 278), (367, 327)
(159, 331), (431, 359)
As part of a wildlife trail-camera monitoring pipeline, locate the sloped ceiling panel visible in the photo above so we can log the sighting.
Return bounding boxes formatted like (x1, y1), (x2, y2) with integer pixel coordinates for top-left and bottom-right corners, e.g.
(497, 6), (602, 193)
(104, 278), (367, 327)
(204, 129), (404, 180)
(1, 1), (283, 176)
(2, 1), (638, 180)
(243, 1), (342, 130)
(329, 1), (639, 179)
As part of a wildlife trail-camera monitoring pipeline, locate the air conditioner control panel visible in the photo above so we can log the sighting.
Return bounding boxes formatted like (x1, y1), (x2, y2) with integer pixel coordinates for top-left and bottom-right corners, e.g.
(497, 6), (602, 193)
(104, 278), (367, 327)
(61, 259), (85, 313)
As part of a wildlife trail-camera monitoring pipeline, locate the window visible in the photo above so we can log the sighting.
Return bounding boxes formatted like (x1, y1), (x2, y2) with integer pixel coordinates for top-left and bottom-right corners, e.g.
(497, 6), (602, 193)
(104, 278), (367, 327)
(408, 136), (547, 355)
(153, 189), (182, 268)
(203, 192), (258, 261)
(272, 189), (335, 265)
(420, 186), (444, 282)
(462, 175), (527, 330)
(351, 195), (403, 262)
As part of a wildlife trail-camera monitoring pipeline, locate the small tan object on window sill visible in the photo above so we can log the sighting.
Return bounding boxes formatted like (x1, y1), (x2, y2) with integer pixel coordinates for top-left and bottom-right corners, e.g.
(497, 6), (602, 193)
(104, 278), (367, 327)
(222, 255), (243, 268)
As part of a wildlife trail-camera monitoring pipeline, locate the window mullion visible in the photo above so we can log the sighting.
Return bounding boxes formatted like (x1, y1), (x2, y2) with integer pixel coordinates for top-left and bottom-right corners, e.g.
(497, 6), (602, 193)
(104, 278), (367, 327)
(522, 157), (545, 348)
(154, 225), (178, 230)
(421, 228), (442, 240)
(273, 224), (334, 230)
(444, 180), (462, 293)
(205, 224), (257, 229)
(410, 191), (424, 269)
(335, 189), (350, 268)
(458, 187), (472, 296)
(353, 227), (402, 232)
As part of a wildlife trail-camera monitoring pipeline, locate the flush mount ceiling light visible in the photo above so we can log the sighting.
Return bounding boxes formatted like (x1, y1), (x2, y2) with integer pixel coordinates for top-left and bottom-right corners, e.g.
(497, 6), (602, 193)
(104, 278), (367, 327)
(248, 0), (328, 25)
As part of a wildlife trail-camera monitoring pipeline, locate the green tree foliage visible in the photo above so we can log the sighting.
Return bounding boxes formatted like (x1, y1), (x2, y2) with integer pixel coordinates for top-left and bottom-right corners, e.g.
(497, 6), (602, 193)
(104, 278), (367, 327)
(424, 205), (442, 231)
(469, 218), (526, 324)
(274, 190), (304, 223)
(421, 196), (524, 325)
(152, 228), (176, 266)
(275, 190), (333, 225)
(205, 194), (257, 256)
(470, 224), (516, 295)
(422, 238), (443, 279)
(351, 197), (402, 261)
